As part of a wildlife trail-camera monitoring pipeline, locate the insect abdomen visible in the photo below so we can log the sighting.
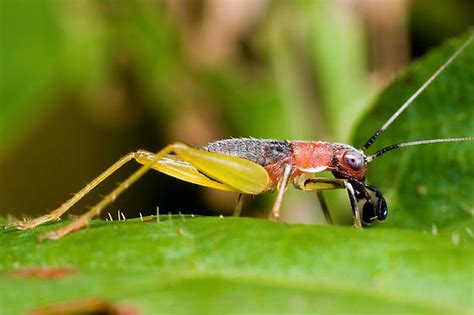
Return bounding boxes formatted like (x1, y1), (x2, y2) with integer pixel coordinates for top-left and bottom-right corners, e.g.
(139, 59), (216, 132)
(204, 138), (292, 166)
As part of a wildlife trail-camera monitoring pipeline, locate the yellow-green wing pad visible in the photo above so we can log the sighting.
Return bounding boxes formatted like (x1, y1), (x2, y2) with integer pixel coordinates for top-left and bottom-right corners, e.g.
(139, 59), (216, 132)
(135, 153), (237, 192)
(173, 143), (270, 194)
(156, 155), (240, 192)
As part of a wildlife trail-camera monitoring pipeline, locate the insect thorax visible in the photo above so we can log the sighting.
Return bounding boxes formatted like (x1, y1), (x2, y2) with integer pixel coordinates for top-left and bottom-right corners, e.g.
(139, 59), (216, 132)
(204, 138), (292, 166)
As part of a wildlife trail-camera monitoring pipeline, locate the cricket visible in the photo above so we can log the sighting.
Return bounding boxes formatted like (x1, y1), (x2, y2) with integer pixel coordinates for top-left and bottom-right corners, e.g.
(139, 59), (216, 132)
(5, 36), (473, 241)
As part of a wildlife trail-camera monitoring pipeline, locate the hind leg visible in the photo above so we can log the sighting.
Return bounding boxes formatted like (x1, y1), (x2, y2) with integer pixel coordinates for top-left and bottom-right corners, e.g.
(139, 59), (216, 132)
(4, 152), (138, 231)
(37, 143), (270, 240)
(5, 143), (270, 240)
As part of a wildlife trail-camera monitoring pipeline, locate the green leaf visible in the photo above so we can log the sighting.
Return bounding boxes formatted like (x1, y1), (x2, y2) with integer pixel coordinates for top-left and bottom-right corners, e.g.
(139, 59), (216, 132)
(1, 217), (472, 314)
(0, 1), (106, 153)
(0, 1), (63, 152)
(352, 33), (474, 230)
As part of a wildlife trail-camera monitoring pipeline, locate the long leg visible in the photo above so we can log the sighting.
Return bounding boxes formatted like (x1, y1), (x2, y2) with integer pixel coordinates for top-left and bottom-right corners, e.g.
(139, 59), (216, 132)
(343, 181), (362, 228)
(233, 194), (244, 217)
(37, 147), (169, 241)
(4, 152), (138, 230)
(316, 191), (334, 225)
(4, 150), (238, 231)
(8, 143), (270, 240)
(295, 177), (362, 228)
(269, 164), (293, 221)
(41, 143), (270, 240)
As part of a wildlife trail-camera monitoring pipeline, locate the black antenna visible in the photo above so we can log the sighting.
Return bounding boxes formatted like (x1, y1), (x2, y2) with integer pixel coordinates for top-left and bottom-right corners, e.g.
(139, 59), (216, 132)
(365, 138), (474, 163)
(362, 35), (473, 151)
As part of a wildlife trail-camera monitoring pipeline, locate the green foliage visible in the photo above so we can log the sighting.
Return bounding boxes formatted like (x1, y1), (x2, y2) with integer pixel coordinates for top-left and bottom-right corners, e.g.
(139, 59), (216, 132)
(352, 34), (474, 230)
(0, 1), (372, 155)
(0, 1), (63, 150)
(0, 1), (106, 152)
(1, 217), (472, 315)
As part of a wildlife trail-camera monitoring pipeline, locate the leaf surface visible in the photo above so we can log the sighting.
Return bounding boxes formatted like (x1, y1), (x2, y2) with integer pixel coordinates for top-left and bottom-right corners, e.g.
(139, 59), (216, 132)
(1, 217), (472, 315)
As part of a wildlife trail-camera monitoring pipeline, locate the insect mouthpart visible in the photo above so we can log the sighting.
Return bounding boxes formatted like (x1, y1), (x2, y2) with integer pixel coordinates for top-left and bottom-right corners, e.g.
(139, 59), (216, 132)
(355, 184), (388, 225)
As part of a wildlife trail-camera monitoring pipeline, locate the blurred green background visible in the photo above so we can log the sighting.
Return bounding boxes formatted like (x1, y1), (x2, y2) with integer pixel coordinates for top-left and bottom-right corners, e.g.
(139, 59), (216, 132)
(0, 0), (472, 223)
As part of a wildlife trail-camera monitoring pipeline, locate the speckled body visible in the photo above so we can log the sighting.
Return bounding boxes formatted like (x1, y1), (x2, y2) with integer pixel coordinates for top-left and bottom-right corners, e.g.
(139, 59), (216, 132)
(204, 138), (292, 166)
(204, 138), (367, 189)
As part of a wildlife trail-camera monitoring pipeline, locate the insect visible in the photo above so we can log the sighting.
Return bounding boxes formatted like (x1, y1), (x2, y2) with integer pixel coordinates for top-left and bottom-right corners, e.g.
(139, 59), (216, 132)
(5, 36), (473, 241)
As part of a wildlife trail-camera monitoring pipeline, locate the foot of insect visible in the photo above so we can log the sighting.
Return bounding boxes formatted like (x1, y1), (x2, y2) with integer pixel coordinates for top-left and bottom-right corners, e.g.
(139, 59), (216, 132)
(37, 217), (90, 242)
(4, 213), (62, 230)
(268, 209), (280, 221)
(353, 218), (363, 229)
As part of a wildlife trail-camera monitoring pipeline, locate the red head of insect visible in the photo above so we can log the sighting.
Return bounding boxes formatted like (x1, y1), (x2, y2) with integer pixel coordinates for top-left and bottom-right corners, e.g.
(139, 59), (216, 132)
(326, 144), (385, 225)
(332, 145), (367, 181)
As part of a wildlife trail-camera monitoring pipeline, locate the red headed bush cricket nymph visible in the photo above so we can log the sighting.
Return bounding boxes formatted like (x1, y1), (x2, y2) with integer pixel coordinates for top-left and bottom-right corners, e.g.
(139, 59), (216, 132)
(5, 36), (473, 241)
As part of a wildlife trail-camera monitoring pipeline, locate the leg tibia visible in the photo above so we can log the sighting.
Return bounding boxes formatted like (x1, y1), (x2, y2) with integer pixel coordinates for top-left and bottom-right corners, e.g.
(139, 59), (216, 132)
(4, 152), (137, 231)
(269, 165), (293, 221)
(37, 146), (180, 240)
(316, 191), (334, 225)
(6, 142), (272, 240)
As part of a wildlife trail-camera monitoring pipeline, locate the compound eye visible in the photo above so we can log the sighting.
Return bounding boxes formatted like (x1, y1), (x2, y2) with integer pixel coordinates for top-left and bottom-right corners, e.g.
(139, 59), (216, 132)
(343, 151), (364, 170)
